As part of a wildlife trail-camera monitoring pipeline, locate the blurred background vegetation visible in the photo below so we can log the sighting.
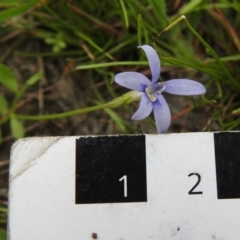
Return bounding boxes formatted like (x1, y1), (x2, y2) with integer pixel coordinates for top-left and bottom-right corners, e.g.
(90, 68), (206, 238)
(0, 0), (240, 238)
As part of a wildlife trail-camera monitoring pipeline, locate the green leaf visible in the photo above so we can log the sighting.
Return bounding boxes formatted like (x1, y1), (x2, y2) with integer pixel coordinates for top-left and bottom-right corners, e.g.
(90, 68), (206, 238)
(148, 0), (168, 26)
(0, 229), (7, 240)
(179, 0), (204, 15)
(10, 118), (25, 139)
(0, 64), (18, 93)
(0, 94), (9, 115)
(0, 1), (38, 22)
(26, 72), (41, 86)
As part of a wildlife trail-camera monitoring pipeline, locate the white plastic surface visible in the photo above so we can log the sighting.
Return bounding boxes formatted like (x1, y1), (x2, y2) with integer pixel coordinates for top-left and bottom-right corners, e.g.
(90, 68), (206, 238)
(8, 133), (240, 240)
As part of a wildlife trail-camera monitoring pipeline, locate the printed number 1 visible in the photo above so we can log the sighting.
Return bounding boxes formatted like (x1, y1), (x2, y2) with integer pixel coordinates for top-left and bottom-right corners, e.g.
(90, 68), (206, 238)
(119, 175), (127, 197)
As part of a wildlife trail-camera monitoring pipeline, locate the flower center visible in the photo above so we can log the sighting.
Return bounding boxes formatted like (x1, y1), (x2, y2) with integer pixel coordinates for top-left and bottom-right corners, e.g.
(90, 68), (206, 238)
(145, 82), (166, 102)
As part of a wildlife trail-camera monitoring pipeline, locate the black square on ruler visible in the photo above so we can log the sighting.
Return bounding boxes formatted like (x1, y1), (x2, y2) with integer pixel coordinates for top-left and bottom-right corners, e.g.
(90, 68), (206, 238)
(75, 135), (147, 204)
(214, 132), (240, 199)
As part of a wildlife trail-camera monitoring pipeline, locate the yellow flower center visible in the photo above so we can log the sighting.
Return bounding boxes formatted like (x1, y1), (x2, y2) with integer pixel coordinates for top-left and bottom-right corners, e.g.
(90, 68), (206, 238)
(145, 82), (166, 102)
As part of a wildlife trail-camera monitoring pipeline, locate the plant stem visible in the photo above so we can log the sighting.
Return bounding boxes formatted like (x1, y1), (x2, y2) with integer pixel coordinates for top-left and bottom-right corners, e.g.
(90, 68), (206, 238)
(13, 103), (109, 121)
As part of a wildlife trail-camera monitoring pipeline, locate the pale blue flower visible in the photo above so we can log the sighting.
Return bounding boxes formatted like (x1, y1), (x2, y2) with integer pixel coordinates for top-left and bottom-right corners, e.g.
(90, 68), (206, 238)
(114, 45), (206, 133)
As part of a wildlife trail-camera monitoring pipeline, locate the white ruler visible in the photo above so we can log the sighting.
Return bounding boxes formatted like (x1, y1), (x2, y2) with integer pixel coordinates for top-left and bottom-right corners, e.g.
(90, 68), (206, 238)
(8, 132), (240, 240)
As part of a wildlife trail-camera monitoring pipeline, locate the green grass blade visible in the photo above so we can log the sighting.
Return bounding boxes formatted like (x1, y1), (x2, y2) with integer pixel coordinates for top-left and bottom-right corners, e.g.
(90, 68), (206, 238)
(119, 0), (129, 28)
(0, 64), (18, 93)
(0, 0), (38, 22)
(10, 117), (25, 139)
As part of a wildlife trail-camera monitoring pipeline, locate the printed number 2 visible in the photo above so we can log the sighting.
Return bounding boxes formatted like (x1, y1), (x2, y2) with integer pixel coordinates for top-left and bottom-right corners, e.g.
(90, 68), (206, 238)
(188, 173), (203, 195)
(119, 175), (127, 197)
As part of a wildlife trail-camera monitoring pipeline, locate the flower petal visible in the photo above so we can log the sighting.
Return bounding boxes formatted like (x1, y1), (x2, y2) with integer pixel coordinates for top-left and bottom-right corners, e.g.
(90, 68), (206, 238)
(131, 93), (153, 120)
(153, 95), (171, 133)
(138, 45), (160, 84)
(164, 79), (206, 95)
(115, 72), (150, 92)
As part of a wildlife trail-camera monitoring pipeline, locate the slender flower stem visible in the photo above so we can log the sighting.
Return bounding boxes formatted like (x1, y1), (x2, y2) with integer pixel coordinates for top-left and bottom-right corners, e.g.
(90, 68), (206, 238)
(13, 104), (109, 121)
(11, 91), (142, 121)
